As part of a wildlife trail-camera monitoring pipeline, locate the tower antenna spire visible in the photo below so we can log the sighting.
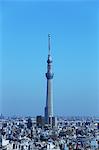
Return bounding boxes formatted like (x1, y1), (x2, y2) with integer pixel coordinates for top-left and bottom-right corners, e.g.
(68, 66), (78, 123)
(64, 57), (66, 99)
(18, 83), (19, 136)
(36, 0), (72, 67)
(48, 34), (51, 55)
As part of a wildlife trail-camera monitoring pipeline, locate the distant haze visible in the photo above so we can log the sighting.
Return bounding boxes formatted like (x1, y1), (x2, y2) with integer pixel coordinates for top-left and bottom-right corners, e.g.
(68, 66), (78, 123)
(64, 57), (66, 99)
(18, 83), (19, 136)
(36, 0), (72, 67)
(0, 0), (99, 116)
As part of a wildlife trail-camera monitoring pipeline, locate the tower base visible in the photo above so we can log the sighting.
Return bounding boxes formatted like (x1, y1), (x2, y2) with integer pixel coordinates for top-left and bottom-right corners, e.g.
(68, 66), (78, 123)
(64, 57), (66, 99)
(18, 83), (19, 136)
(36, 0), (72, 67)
(44, 116), (57, 128)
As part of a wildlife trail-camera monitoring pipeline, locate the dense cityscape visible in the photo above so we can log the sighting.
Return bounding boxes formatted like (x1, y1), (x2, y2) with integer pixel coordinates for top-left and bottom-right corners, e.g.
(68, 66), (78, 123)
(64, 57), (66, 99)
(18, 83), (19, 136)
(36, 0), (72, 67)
(0, 115), (99, 150)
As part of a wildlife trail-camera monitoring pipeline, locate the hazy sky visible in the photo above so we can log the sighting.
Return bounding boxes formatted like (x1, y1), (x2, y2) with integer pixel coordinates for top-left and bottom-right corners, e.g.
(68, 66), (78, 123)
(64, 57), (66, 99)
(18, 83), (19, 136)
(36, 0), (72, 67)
(0, 0), (99, 117)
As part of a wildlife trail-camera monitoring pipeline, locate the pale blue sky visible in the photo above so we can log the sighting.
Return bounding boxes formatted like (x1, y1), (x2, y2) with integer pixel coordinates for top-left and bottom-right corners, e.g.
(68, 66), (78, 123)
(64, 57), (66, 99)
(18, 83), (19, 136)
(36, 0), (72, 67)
(0, 0), (99, 117)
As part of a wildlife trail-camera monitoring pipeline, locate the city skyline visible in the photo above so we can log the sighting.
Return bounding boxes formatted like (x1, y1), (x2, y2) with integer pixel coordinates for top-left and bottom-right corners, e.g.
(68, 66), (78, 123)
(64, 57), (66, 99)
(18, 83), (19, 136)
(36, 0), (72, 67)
(0, 0), (99, 117)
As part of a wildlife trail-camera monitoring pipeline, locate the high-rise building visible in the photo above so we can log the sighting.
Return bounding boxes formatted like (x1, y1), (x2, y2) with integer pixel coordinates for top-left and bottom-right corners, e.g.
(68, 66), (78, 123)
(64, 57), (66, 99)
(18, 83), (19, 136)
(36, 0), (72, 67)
(27, 117), (32, 129)
(44, 34), (54, 126)
(36, 116), (45, 127)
